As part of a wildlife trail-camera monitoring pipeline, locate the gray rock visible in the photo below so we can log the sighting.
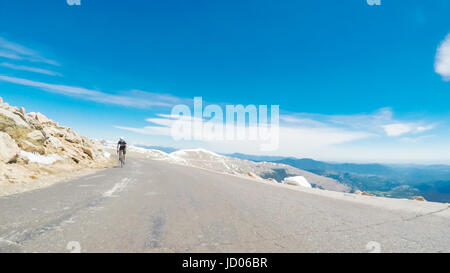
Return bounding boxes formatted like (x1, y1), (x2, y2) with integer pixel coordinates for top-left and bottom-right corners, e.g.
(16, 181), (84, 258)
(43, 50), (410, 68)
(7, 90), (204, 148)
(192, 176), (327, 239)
(27, 130), (45, 142)
(0, 108), (30, 129)
(44, 136), (63, 149)
(0, 132), (20, 163)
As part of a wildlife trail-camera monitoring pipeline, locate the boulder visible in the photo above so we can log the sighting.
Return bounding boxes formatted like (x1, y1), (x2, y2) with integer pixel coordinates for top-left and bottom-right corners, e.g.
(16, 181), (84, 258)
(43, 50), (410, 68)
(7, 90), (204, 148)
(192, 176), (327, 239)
(42, 126), (65, 138)
(65, 129), (82, 144)
(354, 190), (374, 196)
(0, 132), (20, 163)
(44, 136), (63, 149)
(28, 112), (51, 124)
(413, 196), (426, 202)
(247, 172), (260, 179)
(19, 107), (26, 116)
(0, 108), (30, 129)
(71, 157), (80, 164)
(82, 147), (94, 159)
(27, 130), (45, 143)
(361, 192), (374, 196)
(265, 178), (278, 183)
(17, 139), (46, 155)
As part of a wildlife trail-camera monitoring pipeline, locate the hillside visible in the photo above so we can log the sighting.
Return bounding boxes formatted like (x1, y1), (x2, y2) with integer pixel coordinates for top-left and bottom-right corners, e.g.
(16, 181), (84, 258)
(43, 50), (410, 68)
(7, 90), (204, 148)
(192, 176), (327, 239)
(272, 158), (450, 203)
(0, 98), (114, 195)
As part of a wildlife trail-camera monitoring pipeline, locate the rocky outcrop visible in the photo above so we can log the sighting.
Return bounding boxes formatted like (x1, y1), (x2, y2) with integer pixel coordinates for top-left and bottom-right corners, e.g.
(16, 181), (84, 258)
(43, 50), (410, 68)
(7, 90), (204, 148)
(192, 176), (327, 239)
(0, 132), (20, 163)
(265, 178), (278, 183)
(28, 112), (51, 124)
(247, 172), (261, 179)
(354, 190), (375, 196)
(413, 196), (426, 201)
(0, 98), (114, 194)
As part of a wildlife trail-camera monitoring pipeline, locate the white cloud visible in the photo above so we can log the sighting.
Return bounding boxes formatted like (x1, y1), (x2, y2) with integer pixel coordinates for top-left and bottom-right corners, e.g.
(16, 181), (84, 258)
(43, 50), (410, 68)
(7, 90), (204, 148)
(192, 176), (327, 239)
(0, 36), (59, 66)
(382, 123), (434, 137)
(279, 115), (326, 127)
(400, 134), (435, 143)
(0, 75), (190, 108)
(0, 62), (61, 76)
(382, 123), (412, 137)
(0, 51), (22, 60)
(115, 113), (371, 156)
(281, 108), (394, 133)
(115, 125), (171, 136)
(282, 108), (434, 138)
(415, 125), (434, 133)
(435, 34), (450, 81)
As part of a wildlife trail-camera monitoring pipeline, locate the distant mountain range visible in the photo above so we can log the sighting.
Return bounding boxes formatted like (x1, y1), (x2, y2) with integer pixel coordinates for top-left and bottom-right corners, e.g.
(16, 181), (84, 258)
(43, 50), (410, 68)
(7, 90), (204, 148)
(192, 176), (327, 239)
(225, 153), (288, 162)
(228, 153), (450, 203)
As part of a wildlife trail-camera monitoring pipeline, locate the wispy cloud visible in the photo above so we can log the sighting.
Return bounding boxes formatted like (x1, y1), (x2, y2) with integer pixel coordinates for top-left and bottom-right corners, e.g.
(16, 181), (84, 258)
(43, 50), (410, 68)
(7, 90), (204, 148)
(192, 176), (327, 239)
(115, 112), (371, 154)
(0, 75), (190, 108)
(0, 62), (61, 76)
(435, 33), (450, 81)
(0, 36), (59, 66)
(280, 108), (434, 138)
(382, 123), (414, 137)
(382, 123), (434, 137)
(0, 51), (21, 60)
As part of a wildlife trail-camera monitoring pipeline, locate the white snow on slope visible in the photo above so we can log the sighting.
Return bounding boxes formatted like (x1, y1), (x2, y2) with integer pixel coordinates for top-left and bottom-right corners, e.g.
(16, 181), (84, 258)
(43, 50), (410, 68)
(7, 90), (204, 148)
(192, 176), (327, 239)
(128, 146), (169, 160)
(20, 151), (62, 165)
(282, 176), (312, 188)
(170, 148), (222, 158)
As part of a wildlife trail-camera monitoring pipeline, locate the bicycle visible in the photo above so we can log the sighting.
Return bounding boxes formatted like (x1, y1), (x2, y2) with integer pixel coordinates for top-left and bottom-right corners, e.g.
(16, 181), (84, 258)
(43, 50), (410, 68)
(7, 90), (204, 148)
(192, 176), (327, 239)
(118, 150), (125, 168)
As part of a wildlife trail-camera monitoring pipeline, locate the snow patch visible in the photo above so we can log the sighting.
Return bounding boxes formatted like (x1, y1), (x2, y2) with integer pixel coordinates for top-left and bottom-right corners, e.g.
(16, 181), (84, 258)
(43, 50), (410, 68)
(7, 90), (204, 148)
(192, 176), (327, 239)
(103, 178), (129, 197)
(20, 151), (62, 165)
(282, 176), (312, 188)
(170, 148), (222, 158)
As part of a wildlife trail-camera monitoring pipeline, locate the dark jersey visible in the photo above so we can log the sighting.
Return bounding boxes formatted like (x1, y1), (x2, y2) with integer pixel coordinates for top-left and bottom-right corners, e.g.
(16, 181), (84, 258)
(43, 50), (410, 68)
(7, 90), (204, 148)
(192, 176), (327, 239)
(118, 140), (127, 150)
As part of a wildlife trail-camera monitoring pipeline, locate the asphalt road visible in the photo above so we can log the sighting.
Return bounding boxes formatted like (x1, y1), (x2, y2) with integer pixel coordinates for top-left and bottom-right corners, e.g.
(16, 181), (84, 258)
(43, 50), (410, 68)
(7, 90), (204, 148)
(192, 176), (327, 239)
(0, 157), (449, 253)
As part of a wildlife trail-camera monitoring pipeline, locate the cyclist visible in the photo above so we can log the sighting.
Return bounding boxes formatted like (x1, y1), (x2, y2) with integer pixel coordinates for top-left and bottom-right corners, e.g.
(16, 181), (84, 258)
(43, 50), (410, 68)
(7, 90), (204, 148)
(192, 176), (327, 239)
(117, 137), (127, 164)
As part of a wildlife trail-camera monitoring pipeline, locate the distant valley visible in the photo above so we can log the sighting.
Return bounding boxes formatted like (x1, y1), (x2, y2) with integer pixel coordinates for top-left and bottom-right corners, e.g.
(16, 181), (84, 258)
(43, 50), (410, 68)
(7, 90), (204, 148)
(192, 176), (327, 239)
(228, 153), (450, 203)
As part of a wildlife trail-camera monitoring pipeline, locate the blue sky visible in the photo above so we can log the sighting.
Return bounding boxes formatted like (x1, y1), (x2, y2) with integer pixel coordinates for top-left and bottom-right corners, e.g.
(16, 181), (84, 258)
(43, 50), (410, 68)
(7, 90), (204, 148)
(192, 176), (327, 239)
(0, 0), (449, 163)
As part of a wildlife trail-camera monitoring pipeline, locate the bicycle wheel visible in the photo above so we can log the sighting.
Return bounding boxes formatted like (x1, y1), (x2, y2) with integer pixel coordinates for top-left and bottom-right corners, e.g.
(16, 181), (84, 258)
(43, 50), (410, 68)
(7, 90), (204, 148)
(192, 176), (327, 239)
(119, 151), (124, 168)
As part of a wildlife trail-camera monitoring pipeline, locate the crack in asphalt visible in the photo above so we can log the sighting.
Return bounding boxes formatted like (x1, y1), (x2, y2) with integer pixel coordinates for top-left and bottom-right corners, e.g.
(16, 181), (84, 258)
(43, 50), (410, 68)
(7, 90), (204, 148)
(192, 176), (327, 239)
(0, 178), (135, 251)
(164, 205), (450, 252)
(404, 205), (450, 222)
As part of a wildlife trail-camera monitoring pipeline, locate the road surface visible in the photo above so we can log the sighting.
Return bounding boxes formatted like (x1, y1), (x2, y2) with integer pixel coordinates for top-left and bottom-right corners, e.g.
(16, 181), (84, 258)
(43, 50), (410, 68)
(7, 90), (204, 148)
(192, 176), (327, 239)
(1, 157), (449, 253)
